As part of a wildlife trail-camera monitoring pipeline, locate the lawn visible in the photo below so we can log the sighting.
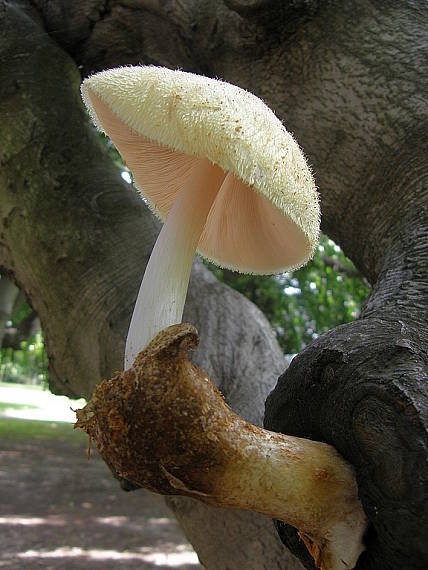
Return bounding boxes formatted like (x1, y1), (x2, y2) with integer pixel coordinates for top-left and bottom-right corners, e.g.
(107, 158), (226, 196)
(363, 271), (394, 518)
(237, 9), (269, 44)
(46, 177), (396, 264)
(0, 416), (87, 443)
(0, 381), (86, 423)
(0, 382), (201, 569)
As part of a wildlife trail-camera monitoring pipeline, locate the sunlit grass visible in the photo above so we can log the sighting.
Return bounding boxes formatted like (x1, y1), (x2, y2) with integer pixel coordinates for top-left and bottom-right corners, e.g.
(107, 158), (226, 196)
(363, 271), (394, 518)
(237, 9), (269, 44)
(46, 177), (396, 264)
(0, 381), (43, 390)
(0, 402), (38, 412)
(0, 381), (86, 422)
(0, 417), (87, 443)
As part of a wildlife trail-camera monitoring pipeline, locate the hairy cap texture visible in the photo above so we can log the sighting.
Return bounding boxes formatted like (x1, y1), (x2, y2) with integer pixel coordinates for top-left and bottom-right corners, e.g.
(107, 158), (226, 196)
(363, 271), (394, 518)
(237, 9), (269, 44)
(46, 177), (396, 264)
(81, 66), (320, 273)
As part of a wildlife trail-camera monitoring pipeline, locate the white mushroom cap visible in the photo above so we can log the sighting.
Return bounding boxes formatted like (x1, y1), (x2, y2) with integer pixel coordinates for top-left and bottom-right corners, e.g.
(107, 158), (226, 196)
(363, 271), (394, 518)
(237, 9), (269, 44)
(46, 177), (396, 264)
(81, 66), (320, 274)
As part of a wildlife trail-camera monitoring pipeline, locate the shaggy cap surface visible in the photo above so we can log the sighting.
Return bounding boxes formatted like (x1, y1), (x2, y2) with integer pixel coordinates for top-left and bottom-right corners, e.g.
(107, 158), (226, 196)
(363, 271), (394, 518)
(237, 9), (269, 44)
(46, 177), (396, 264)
(81, 66), (320, 273)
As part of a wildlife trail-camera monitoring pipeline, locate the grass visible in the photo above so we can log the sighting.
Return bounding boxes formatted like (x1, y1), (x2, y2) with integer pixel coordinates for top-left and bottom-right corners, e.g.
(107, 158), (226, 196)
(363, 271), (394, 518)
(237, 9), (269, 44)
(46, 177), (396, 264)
(0, 380), (88, 444)
(0, 380), (86, 422)
(0, 381), (45, 390)
(0, 402), (38, 412)
(0, 416), (88, 444)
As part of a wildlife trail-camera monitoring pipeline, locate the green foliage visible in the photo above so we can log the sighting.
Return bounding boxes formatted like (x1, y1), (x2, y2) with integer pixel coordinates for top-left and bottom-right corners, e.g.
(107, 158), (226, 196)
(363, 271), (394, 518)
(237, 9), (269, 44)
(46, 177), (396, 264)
(204, 234), (370, 354)
(102, 133), (126, 170)
(0, 417), (86, 443)
(0, 306), (47, 386)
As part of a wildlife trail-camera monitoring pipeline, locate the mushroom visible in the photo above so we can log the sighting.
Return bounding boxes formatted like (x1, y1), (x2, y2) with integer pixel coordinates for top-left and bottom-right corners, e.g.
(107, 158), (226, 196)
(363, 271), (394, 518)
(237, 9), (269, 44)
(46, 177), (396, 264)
(80, 66), (319, 368)
(78, 66), (367, 570)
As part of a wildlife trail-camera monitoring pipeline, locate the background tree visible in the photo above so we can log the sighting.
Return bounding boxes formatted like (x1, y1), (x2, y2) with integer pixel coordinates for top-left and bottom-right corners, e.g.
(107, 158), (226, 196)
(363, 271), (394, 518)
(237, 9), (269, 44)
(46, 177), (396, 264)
(0, 2), (426, 569)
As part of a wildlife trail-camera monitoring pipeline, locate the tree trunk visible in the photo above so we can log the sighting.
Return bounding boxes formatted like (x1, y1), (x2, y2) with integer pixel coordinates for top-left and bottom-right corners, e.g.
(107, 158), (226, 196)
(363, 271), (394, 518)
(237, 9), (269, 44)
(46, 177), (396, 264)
(1, 1), (427, 569)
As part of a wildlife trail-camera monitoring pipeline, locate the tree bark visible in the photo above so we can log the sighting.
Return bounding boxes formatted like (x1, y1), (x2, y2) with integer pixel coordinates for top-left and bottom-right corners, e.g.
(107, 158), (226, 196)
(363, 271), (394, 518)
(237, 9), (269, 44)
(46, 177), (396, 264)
(1, 1), (427, 569)
(266, 318), (428, 569)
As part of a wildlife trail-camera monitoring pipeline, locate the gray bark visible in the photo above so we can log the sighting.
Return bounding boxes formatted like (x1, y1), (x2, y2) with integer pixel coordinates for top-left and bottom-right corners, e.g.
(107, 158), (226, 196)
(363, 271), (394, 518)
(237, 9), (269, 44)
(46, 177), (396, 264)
(1, 1), (427, 569)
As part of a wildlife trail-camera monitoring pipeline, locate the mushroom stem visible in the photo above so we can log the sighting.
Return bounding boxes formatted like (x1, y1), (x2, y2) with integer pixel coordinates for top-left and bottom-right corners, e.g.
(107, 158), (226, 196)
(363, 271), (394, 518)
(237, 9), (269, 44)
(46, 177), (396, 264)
(76, 324), (367, 570)
(215, 426), (367, 570)
(125, 159), (225, 368)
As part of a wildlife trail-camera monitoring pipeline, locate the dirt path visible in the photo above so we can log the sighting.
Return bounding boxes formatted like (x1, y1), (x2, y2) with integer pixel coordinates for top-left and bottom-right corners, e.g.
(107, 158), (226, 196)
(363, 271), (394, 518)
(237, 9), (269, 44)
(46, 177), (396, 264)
(0, 428), (203, 569)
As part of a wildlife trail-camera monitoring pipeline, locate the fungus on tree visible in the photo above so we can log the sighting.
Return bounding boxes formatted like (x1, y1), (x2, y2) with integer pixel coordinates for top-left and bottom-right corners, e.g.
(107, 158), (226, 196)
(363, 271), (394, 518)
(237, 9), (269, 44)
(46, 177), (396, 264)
(77, 66), (367, 570)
